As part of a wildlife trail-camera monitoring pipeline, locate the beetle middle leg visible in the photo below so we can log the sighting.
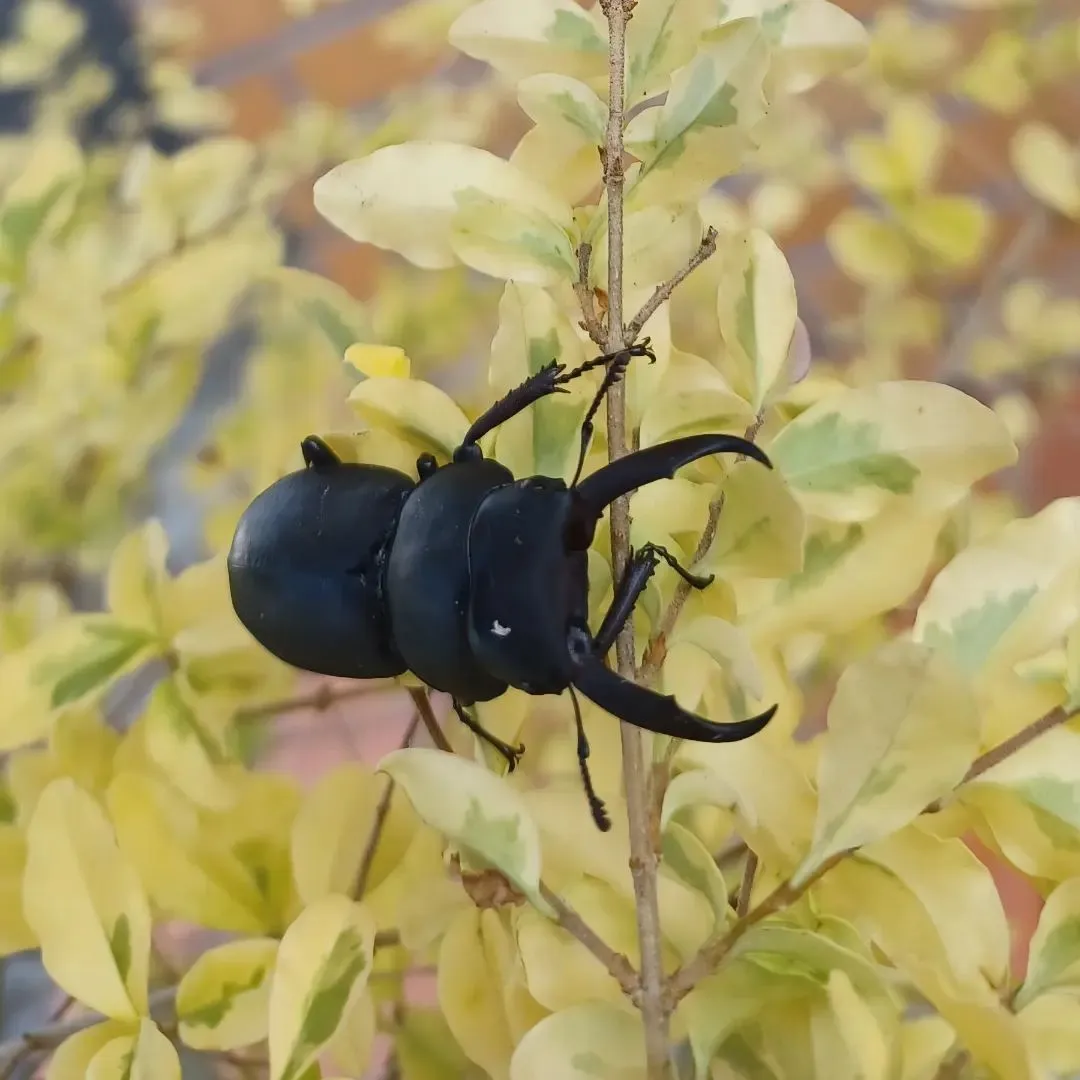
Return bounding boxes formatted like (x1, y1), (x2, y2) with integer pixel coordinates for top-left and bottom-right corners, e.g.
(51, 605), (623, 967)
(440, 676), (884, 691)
(452, 698), (526, 772)
(592, 543), (714, 658)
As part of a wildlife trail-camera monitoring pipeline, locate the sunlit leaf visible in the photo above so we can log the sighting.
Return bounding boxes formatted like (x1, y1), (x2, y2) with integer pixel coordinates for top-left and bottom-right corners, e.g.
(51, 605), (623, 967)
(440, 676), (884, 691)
(379, 747), (550, 913)
(794, 639), (979, 883)
(268, 894), (376, 1080)
(23, 779), (151, 1019)
(177, 937), (278, 1050)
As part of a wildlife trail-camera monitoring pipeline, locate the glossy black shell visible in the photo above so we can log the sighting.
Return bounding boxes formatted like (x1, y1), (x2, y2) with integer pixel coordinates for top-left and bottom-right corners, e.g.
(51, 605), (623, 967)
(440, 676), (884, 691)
(227, 462), (413, 679)
(466, 477), (589, 695)
(385, 457), (513, 703)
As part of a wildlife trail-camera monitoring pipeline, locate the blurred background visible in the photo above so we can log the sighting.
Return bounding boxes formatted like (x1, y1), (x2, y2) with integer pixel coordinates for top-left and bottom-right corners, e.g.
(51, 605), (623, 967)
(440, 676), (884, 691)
(0, 0), (1078, 1073)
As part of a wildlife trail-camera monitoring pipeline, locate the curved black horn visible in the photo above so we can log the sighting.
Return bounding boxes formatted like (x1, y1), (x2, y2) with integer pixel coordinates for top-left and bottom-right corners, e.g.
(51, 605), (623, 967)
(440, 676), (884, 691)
(572, 434), (772, 528)
(571, 652), (777, 743)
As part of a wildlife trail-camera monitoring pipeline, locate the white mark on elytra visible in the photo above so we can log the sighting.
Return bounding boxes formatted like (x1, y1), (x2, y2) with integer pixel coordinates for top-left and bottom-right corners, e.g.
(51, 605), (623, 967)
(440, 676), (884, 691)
(492, 621), (511, 637)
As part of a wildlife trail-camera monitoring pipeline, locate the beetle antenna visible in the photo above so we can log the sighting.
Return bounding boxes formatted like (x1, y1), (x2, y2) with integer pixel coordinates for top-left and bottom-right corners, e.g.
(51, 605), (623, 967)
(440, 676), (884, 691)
(568, 685), (611, 832)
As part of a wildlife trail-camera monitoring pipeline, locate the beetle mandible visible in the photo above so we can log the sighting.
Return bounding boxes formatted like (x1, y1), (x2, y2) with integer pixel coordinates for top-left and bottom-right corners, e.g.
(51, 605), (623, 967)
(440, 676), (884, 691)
(227, 341), (778, 830)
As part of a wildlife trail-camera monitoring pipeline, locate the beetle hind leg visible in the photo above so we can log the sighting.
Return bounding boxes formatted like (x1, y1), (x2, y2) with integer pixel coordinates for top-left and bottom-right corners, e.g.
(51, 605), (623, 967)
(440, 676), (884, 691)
(452, 698), (526, 772)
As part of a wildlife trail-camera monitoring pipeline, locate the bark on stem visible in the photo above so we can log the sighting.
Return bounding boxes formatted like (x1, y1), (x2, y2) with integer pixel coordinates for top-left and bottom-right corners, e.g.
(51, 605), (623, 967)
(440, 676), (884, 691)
(599, 1), (673, 1076)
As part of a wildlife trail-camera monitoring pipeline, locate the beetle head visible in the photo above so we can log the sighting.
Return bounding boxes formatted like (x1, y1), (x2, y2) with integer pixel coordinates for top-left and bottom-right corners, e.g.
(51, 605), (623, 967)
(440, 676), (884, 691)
(227, 439), (414, 679)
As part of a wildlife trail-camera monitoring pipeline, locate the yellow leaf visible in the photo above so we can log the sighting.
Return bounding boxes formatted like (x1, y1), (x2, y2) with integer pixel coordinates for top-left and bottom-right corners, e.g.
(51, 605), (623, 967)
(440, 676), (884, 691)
(591, 204), (708, 294)
(85, 1020), (180, 1080)
(268, 894), (376, 1080)
(956, 30), (1031, 114)
(898, 1015), (955, 1080)
(826, 969), (890, 1080)
(703, 458), (806, 579)
(23, 779), (151, 1019)
(517, 72), (605, 143)
(142, 676), (240, 812)
(0, 615), (154, 752)
(438, 907), (516, 1080)
(325, 987), (378, 1078)
(666, 615), (766, 707)
(379, 747), (550, 913)
(794, 639), (979, 883)
(1011, 122), (1080, 219)
(625, 0), (715, 103)
(448, 0), (608, 85)
(827, 209), (914, 289)
(291, 761), (417, 905)
(508, 121), (603, 208)
(847, 97), (944, 196)
(669, 731), (817, 871)
(176, 937), (278, 1050)
(45, 1021), (135, 1080)
(1016, 992), (1080, 1073)
(627, 20), (766, 208)
(510, 1001), (645, 1080)
(661, 820), (729, 932)
(344, 343), (411, 379)
(0, 824), (34, 954)
(314, 141), (574, 277)
(768, 380), (1017, 523)
(517, 878), (640, 1011)
(860, 825), (1009, 989)
(717, 228), (798, 411)
(107, 770), (269, 934)
(348, 375), (471, 460)
(901, 195), (992, 269)
(768, 0), (870, 94)
(914, 496), (1080, 680)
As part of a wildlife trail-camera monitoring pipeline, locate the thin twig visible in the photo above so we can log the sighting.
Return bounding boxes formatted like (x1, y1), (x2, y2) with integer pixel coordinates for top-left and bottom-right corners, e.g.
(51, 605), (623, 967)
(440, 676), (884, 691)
(575, 242), (606, 346)
(234, 681), (387, 723)
(938, 210), (1049, 380)
(667, 703), (1079, 1004)
(597, 1), (672, 1076)
(667, 850), (848, 1004)
(538, 883), (638, 997)
(408, 687), (454, 752)
(931, 1049), (971, 1080)
(625, 227), (719, 341)
(352, 712), (421, 899)
(736, 851), (758, 917)
(637, 415), (765, 685)
(0, 987), (177, 1078)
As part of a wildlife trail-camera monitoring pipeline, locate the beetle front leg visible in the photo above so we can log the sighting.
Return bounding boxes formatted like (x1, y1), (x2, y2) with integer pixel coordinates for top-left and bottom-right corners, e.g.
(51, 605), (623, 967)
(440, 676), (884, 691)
(592, 542), (714, 658)
(452, 699), (526, 772)
(455, 341), (656, 460)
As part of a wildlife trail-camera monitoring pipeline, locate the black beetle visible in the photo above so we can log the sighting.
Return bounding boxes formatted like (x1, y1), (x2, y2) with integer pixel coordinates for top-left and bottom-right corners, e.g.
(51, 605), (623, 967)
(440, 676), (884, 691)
(227, 343), (778, 830)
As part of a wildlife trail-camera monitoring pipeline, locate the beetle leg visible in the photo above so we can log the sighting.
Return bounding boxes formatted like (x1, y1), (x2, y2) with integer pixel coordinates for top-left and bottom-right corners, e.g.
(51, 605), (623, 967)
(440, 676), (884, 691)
(570, 653), (778, 744)
(569, 434), (772, 545)
(455, 341), (656, 457)
(452, 698), (526, 772)
(592, 543), (714, 658)
(568, 684), (610, 831)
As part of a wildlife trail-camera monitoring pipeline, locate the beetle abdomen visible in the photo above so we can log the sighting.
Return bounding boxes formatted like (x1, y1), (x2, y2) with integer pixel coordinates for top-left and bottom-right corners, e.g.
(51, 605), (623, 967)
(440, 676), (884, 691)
(386, 458), (513, 703)
(466, 477), (589, 695)
(228, 462), (413, 679)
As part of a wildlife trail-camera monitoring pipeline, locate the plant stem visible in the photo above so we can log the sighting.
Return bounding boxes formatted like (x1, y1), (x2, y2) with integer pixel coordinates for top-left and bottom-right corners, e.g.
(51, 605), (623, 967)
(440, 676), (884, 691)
(538, 883), (638, 996)
(234, 680), (388, 723)
(626, 227), (719, 341)
(736, 851), (758, 917)
(352, 711), (421, 899)
(598, 1), (672, 1076)
(408, 687), (454, 752)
